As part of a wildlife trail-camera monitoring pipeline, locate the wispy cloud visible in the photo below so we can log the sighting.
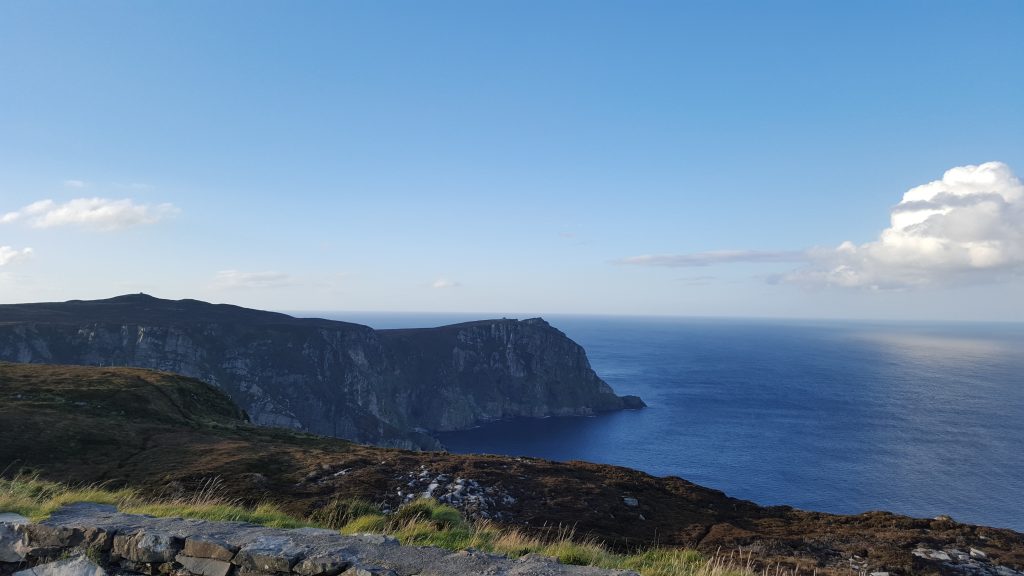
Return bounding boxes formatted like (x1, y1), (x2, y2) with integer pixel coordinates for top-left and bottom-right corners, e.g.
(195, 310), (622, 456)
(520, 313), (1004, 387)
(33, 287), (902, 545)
(783, 161), (1024, 289)
(213, 270), (294, 290)
(0, 246), (33, 267)
(675, 275), (717, 286)
(615, 250), (807, 267)
(0, 198), (178, 231)
(431, 278), (461, 289)
(63, 179), (87, 188)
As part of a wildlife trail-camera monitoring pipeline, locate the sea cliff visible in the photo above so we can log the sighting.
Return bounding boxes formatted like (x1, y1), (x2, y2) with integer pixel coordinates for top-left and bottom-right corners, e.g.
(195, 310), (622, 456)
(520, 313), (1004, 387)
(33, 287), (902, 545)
(0, 294), (642, 448)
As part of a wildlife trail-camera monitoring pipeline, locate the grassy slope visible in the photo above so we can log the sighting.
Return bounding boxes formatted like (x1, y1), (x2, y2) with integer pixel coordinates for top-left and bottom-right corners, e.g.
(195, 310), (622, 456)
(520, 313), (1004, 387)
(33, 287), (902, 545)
(0, 475), (740, 576)
(2, 362), (1023, 575)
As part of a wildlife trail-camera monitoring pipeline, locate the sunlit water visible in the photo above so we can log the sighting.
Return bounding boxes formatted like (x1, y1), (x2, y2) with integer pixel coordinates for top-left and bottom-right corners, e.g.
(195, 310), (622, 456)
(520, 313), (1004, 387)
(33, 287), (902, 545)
(319, 313), (1024, 531)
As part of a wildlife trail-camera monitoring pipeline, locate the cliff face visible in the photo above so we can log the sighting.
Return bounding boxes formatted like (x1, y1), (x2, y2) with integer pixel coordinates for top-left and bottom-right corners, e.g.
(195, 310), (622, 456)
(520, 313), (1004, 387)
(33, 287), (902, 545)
(0, 294), (641, 448)
(378, 319), (642, 431)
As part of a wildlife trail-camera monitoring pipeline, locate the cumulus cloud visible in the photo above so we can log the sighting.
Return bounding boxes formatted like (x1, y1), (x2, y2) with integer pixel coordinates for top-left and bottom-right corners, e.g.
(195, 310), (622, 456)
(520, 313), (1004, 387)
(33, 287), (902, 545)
(616, 250), (807, 267)
(431, 278), (461, 289)
(784, 161), (1024, 289)
(0, 246), (33, 267)
(213, 270), (294, 290)
(0, 198), (178, 230)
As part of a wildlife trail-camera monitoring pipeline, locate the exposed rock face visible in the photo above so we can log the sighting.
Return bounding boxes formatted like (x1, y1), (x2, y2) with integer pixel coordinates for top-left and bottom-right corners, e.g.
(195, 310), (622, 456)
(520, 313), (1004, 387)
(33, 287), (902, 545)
(0, 294), (642, 448)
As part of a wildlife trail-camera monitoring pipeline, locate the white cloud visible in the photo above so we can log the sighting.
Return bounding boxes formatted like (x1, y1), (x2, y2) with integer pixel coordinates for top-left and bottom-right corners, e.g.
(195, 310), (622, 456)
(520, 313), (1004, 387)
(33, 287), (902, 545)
(214, 270), (294, 290)
(0, 246), (33, 267)
(785, 161), (1024, 289)
(616, 250), (807, 267)
(0, 197), (178, 230)
(63, 179), (86, 188)
(431, 278), (461, 289)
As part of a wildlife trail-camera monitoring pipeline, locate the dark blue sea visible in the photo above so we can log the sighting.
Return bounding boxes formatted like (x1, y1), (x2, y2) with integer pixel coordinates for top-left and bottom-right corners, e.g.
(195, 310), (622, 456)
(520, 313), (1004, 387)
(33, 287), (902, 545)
(324, 313), (1024, 532)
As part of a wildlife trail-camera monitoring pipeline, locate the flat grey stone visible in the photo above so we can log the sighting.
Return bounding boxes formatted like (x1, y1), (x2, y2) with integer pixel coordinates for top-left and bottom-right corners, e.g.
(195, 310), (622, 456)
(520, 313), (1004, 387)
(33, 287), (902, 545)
(112, 530), (184, 563)
(348, 534), (397, 547)
(622, 497), (638, 508)
(291, 528), (340, 538)
(23, 524), (113, 558)
(1, 518), (27, 562)
(0, 513), (30, 525)
(294, 552), (353, 576)
(176, 554), (233, 576)
(233, 535), (306, 573)
(183, 535), (239, 561)
(13, 554), (106, 576)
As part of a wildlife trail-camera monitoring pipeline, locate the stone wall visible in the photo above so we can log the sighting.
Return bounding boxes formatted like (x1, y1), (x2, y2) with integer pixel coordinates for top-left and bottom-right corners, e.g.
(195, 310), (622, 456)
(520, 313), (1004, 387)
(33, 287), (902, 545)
(1, 504), (637, 576)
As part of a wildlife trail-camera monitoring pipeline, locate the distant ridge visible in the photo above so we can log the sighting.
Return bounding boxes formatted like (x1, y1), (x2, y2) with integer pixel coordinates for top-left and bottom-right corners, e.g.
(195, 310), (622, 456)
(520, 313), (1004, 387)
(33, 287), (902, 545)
(0, 294), (643, 448)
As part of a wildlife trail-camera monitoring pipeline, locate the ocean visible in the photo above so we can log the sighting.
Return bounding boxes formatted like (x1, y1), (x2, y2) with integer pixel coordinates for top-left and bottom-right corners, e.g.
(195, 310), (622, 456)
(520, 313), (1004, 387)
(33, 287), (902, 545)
(324, 313), (1024, 532)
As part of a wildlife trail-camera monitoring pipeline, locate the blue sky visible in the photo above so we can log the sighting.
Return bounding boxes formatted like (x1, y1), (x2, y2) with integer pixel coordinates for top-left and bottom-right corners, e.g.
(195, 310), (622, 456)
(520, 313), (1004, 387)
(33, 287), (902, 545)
(1, 1), (1022, 320)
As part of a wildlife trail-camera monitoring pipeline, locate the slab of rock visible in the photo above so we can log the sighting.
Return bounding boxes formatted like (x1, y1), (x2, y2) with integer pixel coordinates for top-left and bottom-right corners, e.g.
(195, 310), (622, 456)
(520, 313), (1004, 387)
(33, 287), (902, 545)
(0, 514), (29, 524)
(175, 554), (233, 576)
(913, 548), (951, 562)
(13, 554), (106, 576)
(183, 535), (238, 561)
(347, 534), (397, 547)
(293, 552), (353, 576)
(233, 535), (307, 573)
(112, 529), (184, 563)
(1, 513), (29, 562)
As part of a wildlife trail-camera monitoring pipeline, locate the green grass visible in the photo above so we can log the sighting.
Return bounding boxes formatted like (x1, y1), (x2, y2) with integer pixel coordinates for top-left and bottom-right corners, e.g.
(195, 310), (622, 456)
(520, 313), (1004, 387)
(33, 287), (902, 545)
(0, 474), (307, 527)
(1, 476), (765, 576)
(125, 502), (310, 529)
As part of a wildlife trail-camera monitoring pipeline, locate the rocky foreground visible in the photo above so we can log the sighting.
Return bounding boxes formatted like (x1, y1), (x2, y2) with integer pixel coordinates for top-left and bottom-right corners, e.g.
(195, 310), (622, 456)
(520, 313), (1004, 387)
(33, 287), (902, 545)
(1, 362), (1023, 575)
(0, 503), (635, 576)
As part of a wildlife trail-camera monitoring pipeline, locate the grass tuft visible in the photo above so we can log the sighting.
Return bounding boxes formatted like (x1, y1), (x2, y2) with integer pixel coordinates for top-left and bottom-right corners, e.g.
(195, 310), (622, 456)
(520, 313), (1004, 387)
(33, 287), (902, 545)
(311, 497), (381, 530)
